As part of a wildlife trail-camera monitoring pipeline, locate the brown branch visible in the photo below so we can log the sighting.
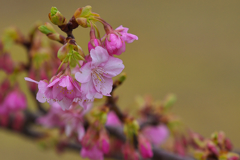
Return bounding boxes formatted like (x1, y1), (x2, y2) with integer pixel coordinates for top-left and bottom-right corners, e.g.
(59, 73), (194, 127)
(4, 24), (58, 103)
(58, 16), (79, 39)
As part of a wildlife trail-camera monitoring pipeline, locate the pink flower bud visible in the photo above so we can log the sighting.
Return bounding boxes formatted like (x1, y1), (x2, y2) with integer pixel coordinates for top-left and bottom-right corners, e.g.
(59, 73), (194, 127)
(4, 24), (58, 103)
(122, 143), (140, 160)
(98, 129), (110, 154)
(138, 134), (153, 158)
(88, 26), (100, 52)
(106, 111), (122, 126)
(227, 153), (240, 160)
(225, 138), (233, 151)
(207, 141), (219, 156)
(88, 39), (100, 52)
(103, 25), (138, 56)
(3, 89), (26, 113)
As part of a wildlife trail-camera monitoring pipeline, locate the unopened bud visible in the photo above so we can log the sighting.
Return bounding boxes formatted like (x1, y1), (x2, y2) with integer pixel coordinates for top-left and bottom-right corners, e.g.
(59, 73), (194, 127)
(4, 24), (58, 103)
(76, 17), (88, 28)
(119, 72), (127, 83)
(57, 42), (85, 67)
(207, 141), (219, 155)
(74, 6), (100, 28)
(38, 22), (56, 34)
(48, 7), (67, 26)
(124, 118), (139, 139)
(227, 152), (240, 160)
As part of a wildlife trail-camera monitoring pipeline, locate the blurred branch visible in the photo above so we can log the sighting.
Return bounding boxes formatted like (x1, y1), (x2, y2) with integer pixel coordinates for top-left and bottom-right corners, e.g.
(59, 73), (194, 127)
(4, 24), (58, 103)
(0, 109), (195, 160)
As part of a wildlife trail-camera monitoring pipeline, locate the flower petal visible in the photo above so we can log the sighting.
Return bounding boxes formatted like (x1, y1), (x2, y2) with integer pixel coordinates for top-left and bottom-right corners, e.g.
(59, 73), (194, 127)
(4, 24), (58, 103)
(24, 77), (39, 84)
(102, 56), (124, 78)
(59, 76), (74, 90)
(122, 33), (138, 43)
(77, 125), (85, 141)
(75, 63), (92, 83)
(58, 97), (72, 110)
(48, 78), (61, 88)
(81, 80), (97, 100)
(36, 91), (46, 103)
(116, 25), (129, 33)
(91, 46), (109, 67)
(93, 77), (113, 96)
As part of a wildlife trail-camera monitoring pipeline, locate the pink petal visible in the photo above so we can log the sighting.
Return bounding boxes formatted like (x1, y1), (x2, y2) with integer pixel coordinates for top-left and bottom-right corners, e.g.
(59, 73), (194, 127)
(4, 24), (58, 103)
(91, 46), (109, 67)
(113, 41), (126, 55)
(38, 80), (48, 93)
(24, 77), (39, 84)
(36, 92), (46, 103)
(52, 85), (64, 100)
(81, 80), (98, 100)
(58, 97), (73, 110)
(122, 33), (138, 43)
(65, 124), (73, 137)
(115, 25), (129, 33)
(48, 78), (61, 88)
(93, 77), (113, 96)
(75, 63), (92, 83)
(77, 125), (85, 141)
(59, 76), (74, 90)
(102, 56), (124, 78)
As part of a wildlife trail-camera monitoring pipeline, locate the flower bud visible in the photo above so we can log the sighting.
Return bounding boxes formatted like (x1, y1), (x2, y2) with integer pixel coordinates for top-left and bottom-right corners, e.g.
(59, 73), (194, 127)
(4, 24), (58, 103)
(76, 17), (88, 28)
(227, 152), (240, 160)
(225, 138), (233, 151)
(98, 129), (110, 154)
(57, 41), (85, 68)
(207, 141), (219, 155)
(38, 22), (56, 34)
(138, 134), (153, 158)
(119, 72), (127, 83)
(48, 7), (67, 26)
(219, 153), (240, 160)
(74, 6), (100, 28)
(124, 118), (139, 140)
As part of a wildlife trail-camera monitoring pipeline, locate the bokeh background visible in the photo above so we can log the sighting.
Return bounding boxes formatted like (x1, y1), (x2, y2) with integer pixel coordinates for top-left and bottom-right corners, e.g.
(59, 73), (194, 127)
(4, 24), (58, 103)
(0, 0), (240, 159)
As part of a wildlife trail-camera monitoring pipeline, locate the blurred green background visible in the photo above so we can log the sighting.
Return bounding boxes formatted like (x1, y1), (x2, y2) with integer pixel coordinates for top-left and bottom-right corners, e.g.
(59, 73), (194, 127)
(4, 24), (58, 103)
(1, 0), (240, 159)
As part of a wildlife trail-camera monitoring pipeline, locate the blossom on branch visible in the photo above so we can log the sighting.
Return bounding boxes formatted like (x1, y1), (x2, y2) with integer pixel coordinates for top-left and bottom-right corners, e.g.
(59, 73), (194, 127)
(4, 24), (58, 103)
(75, 46), (124, 100)
(25, 75), (83, 110)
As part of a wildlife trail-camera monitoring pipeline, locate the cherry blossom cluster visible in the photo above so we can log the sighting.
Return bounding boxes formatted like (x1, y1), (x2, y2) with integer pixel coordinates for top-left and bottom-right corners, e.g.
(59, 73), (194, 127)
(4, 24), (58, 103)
(0, 5), (239, 160)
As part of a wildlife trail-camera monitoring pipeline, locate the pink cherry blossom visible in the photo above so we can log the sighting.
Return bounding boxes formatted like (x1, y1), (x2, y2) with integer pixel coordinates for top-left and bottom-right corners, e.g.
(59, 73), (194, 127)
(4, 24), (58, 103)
(1, 89), (26, 113)
(25, 75), (83, 110)
(142, 125), (169, 146)
(106, 111), (122, 126)
(103, 25), (138, 56)
(38, 102), (87, 141)
(75, 46), (124, 100)
(80, 145), (104, 160)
